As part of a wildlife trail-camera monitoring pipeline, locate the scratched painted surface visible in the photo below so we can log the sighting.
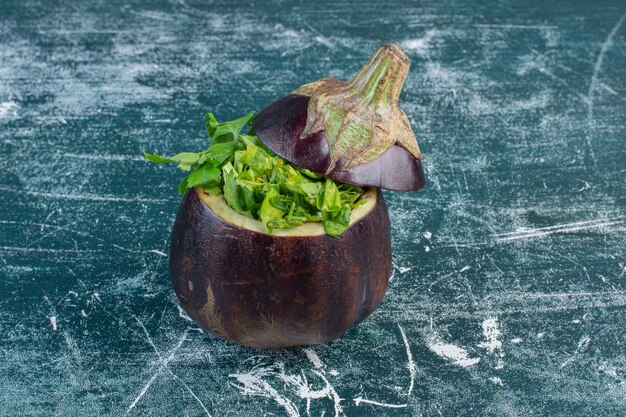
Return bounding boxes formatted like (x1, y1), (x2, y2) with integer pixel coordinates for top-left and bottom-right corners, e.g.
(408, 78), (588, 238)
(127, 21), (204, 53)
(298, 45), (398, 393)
(1, 0), (625, 415)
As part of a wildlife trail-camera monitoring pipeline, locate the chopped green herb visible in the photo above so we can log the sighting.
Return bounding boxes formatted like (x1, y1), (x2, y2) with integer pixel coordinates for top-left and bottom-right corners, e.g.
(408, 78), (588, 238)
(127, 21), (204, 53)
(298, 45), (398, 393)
(145, 112), (365, 236)
(259, 187), (285, 233)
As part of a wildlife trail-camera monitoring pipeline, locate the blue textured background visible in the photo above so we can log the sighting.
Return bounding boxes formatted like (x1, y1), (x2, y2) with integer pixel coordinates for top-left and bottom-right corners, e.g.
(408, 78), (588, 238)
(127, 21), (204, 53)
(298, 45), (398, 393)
(1, 1), (625, 415)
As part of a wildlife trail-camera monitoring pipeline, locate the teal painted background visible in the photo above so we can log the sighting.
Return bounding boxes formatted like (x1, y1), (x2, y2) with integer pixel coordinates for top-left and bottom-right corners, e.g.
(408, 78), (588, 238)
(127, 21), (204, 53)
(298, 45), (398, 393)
(1, 1), (625, 415)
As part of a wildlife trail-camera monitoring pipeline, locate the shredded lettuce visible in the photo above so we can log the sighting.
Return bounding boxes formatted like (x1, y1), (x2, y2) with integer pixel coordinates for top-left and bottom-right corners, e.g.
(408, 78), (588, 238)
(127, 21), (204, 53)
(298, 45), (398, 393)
(145, 112), (365, 237)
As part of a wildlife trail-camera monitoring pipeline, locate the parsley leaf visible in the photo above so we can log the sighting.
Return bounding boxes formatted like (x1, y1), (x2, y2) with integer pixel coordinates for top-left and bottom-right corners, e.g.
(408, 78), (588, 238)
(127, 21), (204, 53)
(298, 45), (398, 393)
(143, 151), (202, 171)
(205, 111), (256, 143)
(186, 164), (221, 189)
(198, 141), (239, 166)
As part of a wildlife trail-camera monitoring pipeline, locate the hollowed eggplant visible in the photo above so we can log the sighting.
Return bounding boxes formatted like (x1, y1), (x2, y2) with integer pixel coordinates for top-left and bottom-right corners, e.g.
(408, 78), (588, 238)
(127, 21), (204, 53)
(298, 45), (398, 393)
(170, 188), (391, 348)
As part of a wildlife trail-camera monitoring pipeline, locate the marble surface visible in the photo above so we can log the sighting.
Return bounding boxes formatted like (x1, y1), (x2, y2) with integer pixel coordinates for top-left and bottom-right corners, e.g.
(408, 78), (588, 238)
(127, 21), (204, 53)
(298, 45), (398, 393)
(1, 1), (625, 415)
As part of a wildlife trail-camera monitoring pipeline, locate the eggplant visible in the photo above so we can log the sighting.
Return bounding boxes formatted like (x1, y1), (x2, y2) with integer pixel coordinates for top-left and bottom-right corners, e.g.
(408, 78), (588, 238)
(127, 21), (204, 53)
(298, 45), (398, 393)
(254, 44), (425, 191)
(165, 44), (424, 347)
(170, 187), (391, 348)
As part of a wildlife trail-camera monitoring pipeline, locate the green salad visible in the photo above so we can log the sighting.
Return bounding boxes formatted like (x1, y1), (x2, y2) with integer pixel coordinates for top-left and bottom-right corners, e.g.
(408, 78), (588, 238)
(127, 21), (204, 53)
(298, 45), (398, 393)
(145, 112), (366, 237)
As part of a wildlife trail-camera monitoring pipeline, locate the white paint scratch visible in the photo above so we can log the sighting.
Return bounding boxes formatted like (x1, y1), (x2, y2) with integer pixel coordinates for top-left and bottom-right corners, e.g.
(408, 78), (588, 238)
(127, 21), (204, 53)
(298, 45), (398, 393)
(495, 217), (624, 242)
(62, 331), (82, 363)
(587, 10), (626, 167)
(401, 29), (438, 56)
(477, 24), (558, 30)
(149, 249), (167, 257)
(398, 324), (417, 399)
(177, 304), (194, 322)
(478, 317), (504, 369)
(0, 186), (171, 204)
(0, 245), (102, 254)
(517, 59), (591, 106)
(427, 334), (480, 368)
(560, 335), (591, 368)
(49, 315), (58, 331)
(587, 11), (626, 120)
(478, 318), (502, 353)
(459, 266), (471, 273)
(312, 370), (343, 417)
(168, 372), (212, 417)
(303, 348), (324, 369)
(230, 361), (344, 417)
(490, 376), (504, 386)
(126, 329), (189, 414)
(134, 316), (162, 359)
(353, 324), (417, 409)
(133, 317), (210, 415)
(0, 101), (18, 118)
(529, 49), (617, 95)
(59, 152), (146, 162)
(229, 365), (301, 417)
(353, 398), (408, 408)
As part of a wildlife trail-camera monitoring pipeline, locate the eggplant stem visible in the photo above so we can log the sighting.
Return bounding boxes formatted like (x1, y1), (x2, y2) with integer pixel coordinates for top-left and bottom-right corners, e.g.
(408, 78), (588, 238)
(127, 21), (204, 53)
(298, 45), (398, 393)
(293, 44), (421, 172)
(348, 44), (410, 109)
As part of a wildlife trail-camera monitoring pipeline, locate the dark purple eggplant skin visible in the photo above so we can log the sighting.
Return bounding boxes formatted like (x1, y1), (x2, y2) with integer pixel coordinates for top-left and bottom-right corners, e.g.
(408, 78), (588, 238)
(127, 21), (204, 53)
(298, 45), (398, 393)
(169, 188), (392, 348)
(253, 94), (426, 191)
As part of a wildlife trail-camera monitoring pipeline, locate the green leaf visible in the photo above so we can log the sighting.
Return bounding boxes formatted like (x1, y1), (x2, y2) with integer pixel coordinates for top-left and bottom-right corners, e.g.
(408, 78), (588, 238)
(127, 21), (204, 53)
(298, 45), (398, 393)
(237, 142), (273, 176)
(244, 189), (260, 215)
(177, 176), (189, 195)
(268, 217), (305, 230)
(237, 168), (257, 183)
(144, 152), (175, 163)
(317, 178), (342, 212)
(222, 163), (245, 214)
(293, 204), (322, 222)
(351, 197), (367, 209)
(236, 175), (260, 216)
(171, 152), (203, 171)
(338, 183), (365, 205)
(269, 195), (291, 211)
(322, 203), (351, 237)
(202, 185), (222, 196)
(297, 167), (324, 179)
(198, 141), (239, 166)
(143, 151), (203, 171)
(186, 165), (221, 188)
(259, 188), (285, 234)
(206, 111), (256, 143)
(322, 220), (347, 237)
(285, 174), (322, 198)
(204, 113), (220, 138)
